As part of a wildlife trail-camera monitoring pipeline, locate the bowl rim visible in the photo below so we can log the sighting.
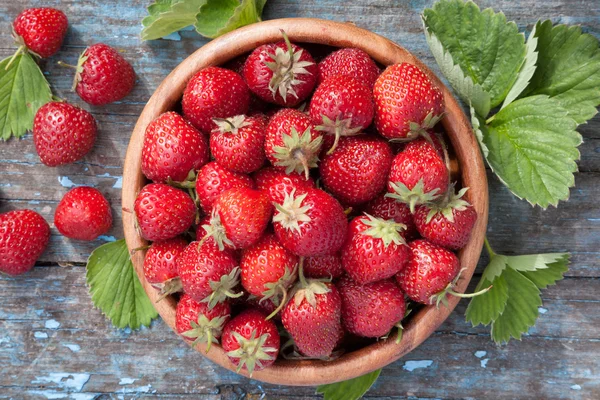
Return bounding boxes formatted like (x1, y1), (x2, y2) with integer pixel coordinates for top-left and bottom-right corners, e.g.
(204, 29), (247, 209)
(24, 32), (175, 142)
(122, 17), (489, 386)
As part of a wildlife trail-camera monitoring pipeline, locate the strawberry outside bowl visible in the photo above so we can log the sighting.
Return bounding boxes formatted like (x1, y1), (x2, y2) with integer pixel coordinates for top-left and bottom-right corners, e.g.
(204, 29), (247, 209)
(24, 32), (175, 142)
(122, 18), (489, 386)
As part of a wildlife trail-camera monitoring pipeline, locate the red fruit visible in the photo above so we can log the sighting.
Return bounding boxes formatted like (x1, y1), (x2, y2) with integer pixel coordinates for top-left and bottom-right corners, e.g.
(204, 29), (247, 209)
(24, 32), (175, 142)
(373, 62), (444, 140)
(134, 183), (196, 241)
(243, 33), (317, 107)
(13, 8), (68, 58)
(221, 308), (280, 376)
(320, 136), (393, 206)
(195, 161), (255, 214)
(308, 75), (374, 153)
(414, 187), (477, 250)
(182, 66), (249, 133)
(70, 43), (135, 105)
(0, 210), (50, 276)
(176, 293), (231, 352)
(341, 214), (410, 284)
(337, 276), (406, 338)
(273, 188), (347, 257)
(54, 187), (112, 241)
(317, 48), (380, 89)
(303, 254), (344, 279)
(210, 114), (266, 174)
(254, 167), (315, 204)
(364, 195), (418, 241)
(141, 111), (209, 183)
(33, 102), (97, 167)
(143, 237), (187, 299)
(264, 108), (323, 179)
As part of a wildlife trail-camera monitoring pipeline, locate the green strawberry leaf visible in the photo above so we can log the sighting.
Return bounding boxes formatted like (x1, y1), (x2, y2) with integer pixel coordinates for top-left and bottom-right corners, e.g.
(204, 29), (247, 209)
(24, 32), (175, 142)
(423, 0), (526, 109)
(469, 105), (489, 158)
(316, 369), (381, 400)
(0, 52), (52, 140)
(520, 254), (570, 290)
(86, 239), (158, 329)
(195, 0), (264, 39)
(501, 24), (539, 110)
(523, 20), (600, 124)
(142, 0), (179, 28)
(465, 274), (508, 327)
(141, 0), (207, 41)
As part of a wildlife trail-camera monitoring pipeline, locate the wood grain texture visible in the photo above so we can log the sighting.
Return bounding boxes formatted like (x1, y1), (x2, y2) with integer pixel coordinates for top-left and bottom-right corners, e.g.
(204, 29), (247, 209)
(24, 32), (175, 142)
(0, 0), (599, 398)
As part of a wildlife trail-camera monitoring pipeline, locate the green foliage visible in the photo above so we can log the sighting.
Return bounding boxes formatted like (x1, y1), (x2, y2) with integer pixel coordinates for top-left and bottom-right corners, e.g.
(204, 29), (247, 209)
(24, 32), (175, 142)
(316, 370), (381, 400)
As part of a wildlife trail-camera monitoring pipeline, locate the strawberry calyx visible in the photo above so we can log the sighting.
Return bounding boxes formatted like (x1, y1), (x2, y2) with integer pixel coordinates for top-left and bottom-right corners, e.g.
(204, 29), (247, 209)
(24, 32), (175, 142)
(202, 267), (243, 309)
(315, 115), (363, 154)
(429, 268), (492, 308)
(386, 179), (442, 214)
(153, 277), (184, 302)
(360, 213), (407, 248)
(181, 313), (228, 353)
(57, 48), (88, 91)
(226, 329), (278, 376)
(167, 169), (197, 190)
(6, 30), (42, 70)
(272, 127), (323, 179)
(424, 186), (471, 224)
(212, 115), (250, 135)
(273, 189), (312, 233)
(290, 258), (331, 309)
(405, 111), (444, 141)
(262, 265), (298, 320)
(200, 207), (234, 251)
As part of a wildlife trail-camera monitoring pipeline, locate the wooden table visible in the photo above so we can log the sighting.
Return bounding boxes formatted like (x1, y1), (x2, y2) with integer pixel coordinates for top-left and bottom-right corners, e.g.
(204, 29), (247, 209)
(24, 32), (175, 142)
(1, 1), (598, 399)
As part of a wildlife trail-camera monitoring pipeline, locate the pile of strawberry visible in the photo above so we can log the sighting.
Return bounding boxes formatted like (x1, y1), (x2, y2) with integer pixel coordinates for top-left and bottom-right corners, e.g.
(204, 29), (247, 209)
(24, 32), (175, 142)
(137, 32), (480, 376)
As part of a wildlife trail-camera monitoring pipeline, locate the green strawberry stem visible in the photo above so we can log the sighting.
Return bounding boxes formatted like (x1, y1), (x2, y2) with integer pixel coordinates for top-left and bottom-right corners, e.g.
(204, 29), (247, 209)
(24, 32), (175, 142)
(155, 277), (183, 303)
(445, 286), (491, 298)
(266, 286), (287, 320)
(5, 45), (26, 70)
(129, 245), (150, 255)
(57, 60), (77, 69)
(280, 29), (296, 80)
(484, 236), (496, 257)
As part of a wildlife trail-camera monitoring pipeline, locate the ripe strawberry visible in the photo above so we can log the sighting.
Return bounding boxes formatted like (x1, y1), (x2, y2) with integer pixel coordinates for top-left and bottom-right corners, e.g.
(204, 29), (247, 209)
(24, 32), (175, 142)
(317, 48), (380, 89)
(54, 187), (112, 241)
(141, 111), (209, 183)
(178, 240), (241, 307)
(182, 66), (249, 133)
(304, 254), (344, 279)
(341, 214), (410, 284)
(143, 237), (188, 299)
(364, 195), (418, 241)
(0, 209), (50, 276)
(273, 188), (347, 257)
(308, 75), (374, 153)
(66, 43), (136, 105)
(33, 102), (97, 167)
(264, 108), (323, 179)
(254, 167), (315, 204)
(243, 32), (317, 107)
(195, 161), (255, 214)
(221, 308), (280, 376)
(12, 8), (68, 58)
(337, 276), (406, 338)
(320, 136), (393, 206)
(387, 136), (449, 213)
(210, 114), (266, 174)
(176, 293), (231, 352)
(134, 183), (196, 241)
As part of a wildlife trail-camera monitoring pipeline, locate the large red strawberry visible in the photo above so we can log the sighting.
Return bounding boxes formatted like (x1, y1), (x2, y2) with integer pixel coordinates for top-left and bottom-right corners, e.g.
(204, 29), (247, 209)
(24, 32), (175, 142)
(182, 66), (250, 133)
(264, 108), (323, 180)
(272, 188), (347, 257)
(304, 254), (344, 279)
(317, 48), (380, 89)
(176, 293), (231, 352)
(221, 308), (280, 376)
(134, 183), (196, 241)
(254, 167), (315, 204)
(243, 32), (317, 107)
(341, 214), (410, 284)
(373, 62), (444, 140)
(210, 114), (266, 174)
(12, 8), (68, 58)
(308, 75), (374, 154)
(364, 195), (418, 241)
(54, 187), (112, 241)
(143, 237), (187, 299)
(320, 136), (393, 206)
(0, 209), (50, 276)
(33, 102), (97, 167)
(141, 111), (209, 183)
(337, 276), (406, 338)
(195, 161), (255, 214)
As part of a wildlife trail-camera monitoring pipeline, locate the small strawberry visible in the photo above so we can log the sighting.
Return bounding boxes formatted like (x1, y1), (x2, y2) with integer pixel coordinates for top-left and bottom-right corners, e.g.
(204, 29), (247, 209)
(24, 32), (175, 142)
(337, 276), (406, 338)
(143, 237), (188, 299)
(141, 111), (209, 183)
(176, 294), (231, 352)
(273, 188), (347, 257)
(264, 108), (323, 179)
(308, 75), (374, 153)
(54, 187), (112, 241)
(341, 214), (410, 284)
(33, 101), (97, 167)
(304, 254), (344, 279)
(364, 195), (418, 241)
(12, 7), (68, 59)
(0, 209), (50, 276)
(210, 114), (266, 174)
(254, 167), (315, 204)
(134, 183), (196, 241)
(243, 31), (317, 107)
(182, 66), (249, 133)
(221, 308), (280, 376)
(320, 136), (393, 206)
(317, 48), (380, 89)
(373, 62), (443, 140)
(195, 161), (255, 214)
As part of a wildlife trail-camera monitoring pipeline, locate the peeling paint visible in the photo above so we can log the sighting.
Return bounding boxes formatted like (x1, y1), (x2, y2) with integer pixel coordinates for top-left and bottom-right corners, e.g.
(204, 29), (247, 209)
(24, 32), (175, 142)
(34, 332), (49, 339)
(58, 176), (75, 188)
(538, 307), (548, 314)
(474, 351), (487, 358)
(571, 384), (582, 390)
(98, 235), (117, 242)
(120, 384), (152, 394)
(32, 373), (91, 392)
(119, 377), (137, 385)
(45, 319), (61, 329)
(162, 31), (181, 41)
(0, 336), (9, 344)
(63, 344), (81, 352)
(403, 360), (433, 372)
(113, 176), (123, 188)
(480, 359), (489, 368)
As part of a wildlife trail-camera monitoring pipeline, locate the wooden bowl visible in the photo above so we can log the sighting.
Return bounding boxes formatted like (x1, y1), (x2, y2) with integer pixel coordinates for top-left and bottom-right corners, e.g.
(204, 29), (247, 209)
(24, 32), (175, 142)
(122, 18), (488, 386)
